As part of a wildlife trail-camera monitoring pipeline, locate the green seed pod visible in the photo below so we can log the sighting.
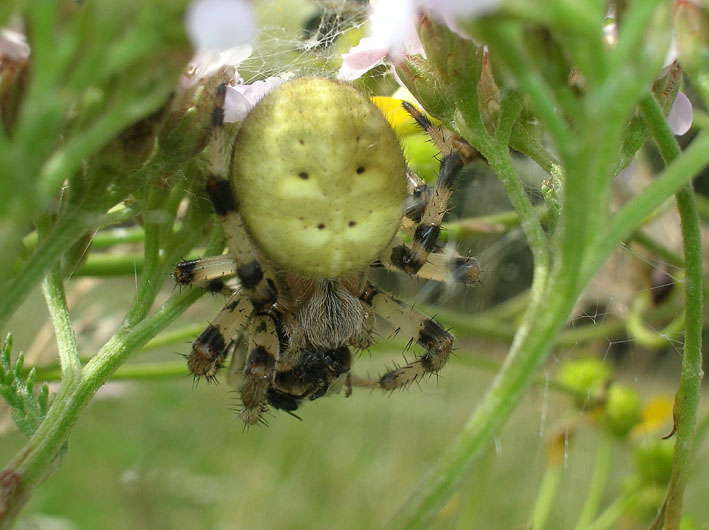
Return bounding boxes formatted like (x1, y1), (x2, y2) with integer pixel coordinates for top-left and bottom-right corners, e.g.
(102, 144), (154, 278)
(556, 357), (612, 408)
(600, 383), (643, 438)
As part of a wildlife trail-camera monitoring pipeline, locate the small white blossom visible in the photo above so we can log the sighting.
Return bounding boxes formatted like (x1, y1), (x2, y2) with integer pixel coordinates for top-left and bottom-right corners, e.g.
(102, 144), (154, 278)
(338, 0), (496, 80)
(339, 38), (396, 81)
(667, 91), (693, 135)
(182, 44), (253, 88)
(0, 28), (30, 62)
(185, 0), (255, 51)
(225, 77), (286, 122)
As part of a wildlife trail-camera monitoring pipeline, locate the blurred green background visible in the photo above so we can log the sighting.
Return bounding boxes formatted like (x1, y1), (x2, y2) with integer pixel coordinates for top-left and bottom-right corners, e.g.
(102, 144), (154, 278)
(1, 0), (708, 528)
(1, 279), (707, 529)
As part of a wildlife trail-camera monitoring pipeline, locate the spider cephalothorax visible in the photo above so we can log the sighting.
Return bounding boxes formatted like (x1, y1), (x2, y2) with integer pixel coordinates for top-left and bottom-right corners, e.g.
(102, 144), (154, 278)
(175, 76), (479, 425)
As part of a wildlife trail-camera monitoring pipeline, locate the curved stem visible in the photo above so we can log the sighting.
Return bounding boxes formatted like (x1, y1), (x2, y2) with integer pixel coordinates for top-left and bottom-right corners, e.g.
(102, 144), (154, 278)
(0, 286), (204, 526)
(638, 93), (705, 530)
(389, 268), (576, 529)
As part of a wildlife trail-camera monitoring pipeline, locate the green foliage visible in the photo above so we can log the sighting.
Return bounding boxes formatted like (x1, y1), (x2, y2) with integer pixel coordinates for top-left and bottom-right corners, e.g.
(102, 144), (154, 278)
(0, 1), (706, 529)
(0, 335), (49, 437)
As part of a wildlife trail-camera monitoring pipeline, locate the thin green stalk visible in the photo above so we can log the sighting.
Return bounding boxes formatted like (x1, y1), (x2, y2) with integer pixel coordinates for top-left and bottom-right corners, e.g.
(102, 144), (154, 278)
(41, 269), (81, 381)
(72, 252), (146, 277)
(389, 266), (577, 529)
(639, 92), (704, 530)
(509, 124), (561, 175)
(586, 490), (640, 530)
(573, 432), (613, 530)
(582, 129), (709, 286)
(463, 128), (551, 281)
(661, 187), (703, 530)
(443, 205), (548, 239)
(694, 192), (709, 222)
(31, 360), (191, 382)
(630, 231), (685, 268)
(87, 225), (146, 249)
(21, 213), (144, 252)
(0, 213), (94, 329)
(122, 185), (171, 327)
(0, 221), (222, 526)
(0, 286), (203, 526)
(473, 21), (572, 150)
(530, 463), (562, 530)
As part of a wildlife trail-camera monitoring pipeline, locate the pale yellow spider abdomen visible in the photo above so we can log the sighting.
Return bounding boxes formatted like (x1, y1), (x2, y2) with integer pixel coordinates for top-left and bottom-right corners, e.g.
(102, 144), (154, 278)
(232, 77), (407, 278)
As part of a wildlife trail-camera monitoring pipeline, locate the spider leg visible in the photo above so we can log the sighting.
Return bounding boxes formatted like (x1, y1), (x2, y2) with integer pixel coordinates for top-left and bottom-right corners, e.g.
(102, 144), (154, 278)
(174, 255), (238, 293)
(380, 236), (480, 284)
(359, 284), (453, 390)
(384, 102), (465, 277)
(239, 313), (280, 425)
(188, 290), (253, 381)
(206, 84), (279, 312)
(400, 167), (431, 235)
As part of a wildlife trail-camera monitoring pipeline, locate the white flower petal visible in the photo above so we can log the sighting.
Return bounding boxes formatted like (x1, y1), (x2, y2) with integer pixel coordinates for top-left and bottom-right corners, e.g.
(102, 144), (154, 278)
(423, 0), (499, 21)
(217, 45), (254, 68)
(667, 91), (693, 136)
(182, 44), (252, 88)
(224, 77), (285, 122)
(0, 28), (30, 61)
(338, 0), (493, 80)
(369, 0), (418, 62)
(337, 37), (389, 80)
(185, 0), (255, 51)
(224, 89), (252, 123)
(420, 0), (498, 38)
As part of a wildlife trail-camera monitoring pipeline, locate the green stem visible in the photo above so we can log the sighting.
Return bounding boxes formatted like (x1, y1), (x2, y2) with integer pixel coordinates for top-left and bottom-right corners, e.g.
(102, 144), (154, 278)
(32, 360), (195, 382)
(639, 93), (705, 530)
(531, 463), (562, 530)
(586, 490), (640, 530)
(0, 217), (221, 526)
(122, 184), (172, 327)
(389, 267), (575, 529)
(22, 209), (143, 253)
(458, 124), (551, 282)
(662, 183), (703, 530)
(0, 287), (204, 526)
(509, 124), (561, 175)
(630, 230), (685, 268)
(0, 213), (94, 330)
(72, 252), (147, 277)
(442, 205), (548, 240)
(582, 128), (709, 286)
(694, 192), (709, 222)
(573, 432), (613, 530)
(40, 269), (81, 381)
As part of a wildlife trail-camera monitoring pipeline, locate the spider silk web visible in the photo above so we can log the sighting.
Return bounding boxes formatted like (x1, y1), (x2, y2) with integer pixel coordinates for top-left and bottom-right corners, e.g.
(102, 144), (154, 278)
(214, 3), (701, 526)
(4, 2), (700, 528)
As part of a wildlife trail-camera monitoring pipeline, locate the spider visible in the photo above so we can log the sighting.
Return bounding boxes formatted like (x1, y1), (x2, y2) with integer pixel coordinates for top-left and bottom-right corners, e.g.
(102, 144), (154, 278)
(174, 76), (479, 425)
